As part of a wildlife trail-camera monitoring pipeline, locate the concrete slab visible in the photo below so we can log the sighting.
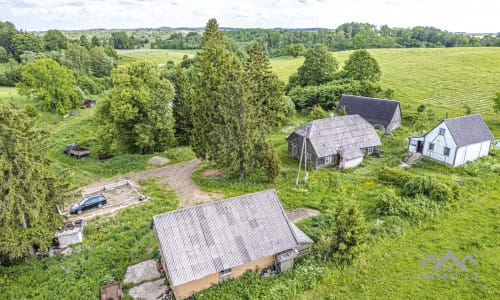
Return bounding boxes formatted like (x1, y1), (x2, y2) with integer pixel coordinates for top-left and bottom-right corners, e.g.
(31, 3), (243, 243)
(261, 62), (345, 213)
(124, 259), (161, 284)
(128, 278), (166, 300)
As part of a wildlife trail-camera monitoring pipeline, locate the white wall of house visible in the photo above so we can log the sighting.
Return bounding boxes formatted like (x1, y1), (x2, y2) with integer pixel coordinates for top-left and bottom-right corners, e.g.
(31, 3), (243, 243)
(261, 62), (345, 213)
(453, 140), (491, 166)
(423, 123), (457, 165)
(340, 156), (363, 169)
(408, 136), (424, 153)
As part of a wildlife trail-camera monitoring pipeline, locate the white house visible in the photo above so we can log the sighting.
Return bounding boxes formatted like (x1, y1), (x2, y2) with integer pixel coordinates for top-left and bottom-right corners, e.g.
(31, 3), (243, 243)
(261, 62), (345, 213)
(408, 114), (494, 166)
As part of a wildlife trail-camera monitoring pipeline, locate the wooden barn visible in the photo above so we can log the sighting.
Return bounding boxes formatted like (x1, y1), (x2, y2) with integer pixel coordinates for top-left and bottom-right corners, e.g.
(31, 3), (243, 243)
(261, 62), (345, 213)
(153, 190), (313, 299)
(408, 114), (494, 166)
(286, 114), (381, 169)
(336, 94), (402, 132)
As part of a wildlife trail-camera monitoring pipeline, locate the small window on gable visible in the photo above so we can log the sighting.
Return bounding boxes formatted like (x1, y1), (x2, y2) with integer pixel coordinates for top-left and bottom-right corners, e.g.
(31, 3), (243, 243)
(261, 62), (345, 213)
(443, 147), (450, 156)
(429, 143), (434, 151)
(439, 128), (446, 136)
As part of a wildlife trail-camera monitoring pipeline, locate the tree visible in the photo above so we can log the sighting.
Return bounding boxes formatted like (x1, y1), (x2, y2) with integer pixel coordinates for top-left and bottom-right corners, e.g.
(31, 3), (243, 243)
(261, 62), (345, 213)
(343, 49), (381, 81)
(0, 46), (8, 63)
(89, 47), (114, 77)
(91, 35), (101, 47)
(328, 199), (367, 265)
(310, 104), (328, 119)
(65, 43), (91, 75)
(284, 43), (305, 57)
(97, 61), (175, 154)
(0, 104), (67, 263)
(17, 58), (80, 114)
(43, 29), (68, 51)
(192, 19), (278, 180)
(111, 32), (132, 49)
(12, 33), (44, 61)
(0, 21), (18, 55)
(244, 42), (286, 129)
(79, 34), (90, 49)
(172, 65), (194, 145)
(297, 44), (338, 86)
(493, 91), (500, 113)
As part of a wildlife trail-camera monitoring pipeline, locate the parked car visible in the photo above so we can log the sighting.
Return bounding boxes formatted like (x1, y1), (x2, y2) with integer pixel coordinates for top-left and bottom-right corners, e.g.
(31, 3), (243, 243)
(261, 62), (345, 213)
(64, 143), (90, 158)
(70, 194), (107, 214)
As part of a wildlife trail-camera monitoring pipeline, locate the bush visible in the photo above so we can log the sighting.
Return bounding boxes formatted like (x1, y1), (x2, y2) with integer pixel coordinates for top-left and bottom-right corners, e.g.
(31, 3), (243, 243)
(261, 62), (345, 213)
(376, 190), (442, 223)
(23, 104), (39, 118)
(376, 166), (414, 188)
(370, 216), (405, 238)
(402, 176), (453, 202)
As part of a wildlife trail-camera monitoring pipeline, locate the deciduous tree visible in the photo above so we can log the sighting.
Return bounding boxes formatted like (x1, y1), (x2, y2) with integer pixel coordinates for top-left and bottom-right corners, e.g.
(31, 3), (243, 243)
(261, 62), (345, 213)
(343, 49), (381, 81)
(97, 61), (175, 154)
(43, 29), (68, 51)
(297, 44), (338, 86)
(17, 58), (80, 114)
(0, 104), (67, 263)
(172, 65), (194, 145)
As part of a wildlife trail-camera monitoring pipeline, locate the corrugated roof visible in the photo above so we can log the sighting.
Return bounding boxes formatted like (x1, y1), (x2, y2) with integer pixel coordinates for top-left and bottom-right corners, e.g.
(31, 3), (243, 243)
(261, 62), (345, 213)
(443, 114), (494, 147)
(289, 222), (314, 244)
(153, 190), (306, 286)
(336, 94), (400, 127)
(287, 115), (381, 158)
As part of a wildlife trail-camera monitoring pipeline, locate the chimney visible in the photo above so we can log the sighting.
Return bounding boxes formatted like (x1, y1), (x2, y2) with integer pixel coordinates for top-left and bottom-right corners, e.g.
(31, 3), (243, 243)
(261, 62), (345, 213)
(328, 113), (334, 120)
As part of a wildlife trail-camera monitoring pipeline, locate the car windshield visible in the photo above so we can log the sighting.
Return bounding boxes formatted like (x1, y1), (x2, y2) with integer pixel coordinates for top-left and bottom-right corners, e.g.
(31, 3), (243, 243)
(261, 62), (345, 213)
(79, 198), (89, 206)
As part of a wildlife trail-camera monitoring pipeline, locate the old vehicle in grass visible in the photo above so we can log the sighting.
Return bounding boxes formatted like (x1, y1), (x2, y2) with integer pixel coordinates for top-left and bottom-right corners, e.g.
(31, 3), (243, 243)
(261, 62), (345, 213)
(64, 143), (90, 158)
(80, 99), (97, 109)
(70, 194), (107, 214)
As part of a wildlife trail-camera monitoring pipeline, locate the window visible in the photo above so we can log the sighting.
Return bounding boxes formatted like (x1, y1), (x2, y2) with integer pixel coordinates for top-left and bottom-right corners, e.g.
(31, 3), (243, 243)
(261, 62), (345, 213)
(429, 143), (434, 151)
(325, 155), (331, 163)
(443, 147), (450, 156)
(291, 144), (297, 155)
(220, 268), (232, 282)
(439, 128), (446, 136)
(306, 153), (312, 162)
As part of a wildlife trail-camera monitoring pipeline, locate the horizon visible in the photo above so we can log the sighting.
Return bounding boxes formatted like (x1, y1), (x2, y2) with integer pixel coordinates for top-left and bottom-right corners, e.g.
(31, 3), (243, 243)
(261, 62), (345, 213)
(1, 0), (499, 33)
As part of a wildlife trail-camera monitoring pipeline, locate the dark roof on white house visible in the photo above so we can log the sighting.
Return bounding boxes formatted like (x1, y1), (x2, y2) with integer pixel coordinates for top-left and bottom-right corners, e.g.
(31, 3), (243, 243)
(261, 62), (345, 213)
(287, 115), (381, 158)
(442, 114), (494, 147)
(336, 94), (400, 128)
(153, 190), (311, 287)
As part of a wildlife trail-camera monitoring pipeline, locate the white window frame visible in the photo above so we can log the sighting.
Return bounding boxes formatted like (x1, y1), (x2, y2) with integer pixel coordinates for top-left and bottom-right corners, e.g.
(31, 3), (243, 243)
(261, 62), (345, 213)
(325, 155), (331, 163)
(439, 128), (446, 136)
(219, 268), (232, 282)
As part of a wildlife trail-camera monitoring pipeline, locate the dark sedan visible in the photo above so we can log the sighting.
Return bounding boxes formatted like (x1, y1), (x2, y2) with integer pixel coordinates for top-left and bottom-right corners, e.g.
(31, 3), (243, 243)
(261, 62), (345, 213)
(70, 194), (107, 214)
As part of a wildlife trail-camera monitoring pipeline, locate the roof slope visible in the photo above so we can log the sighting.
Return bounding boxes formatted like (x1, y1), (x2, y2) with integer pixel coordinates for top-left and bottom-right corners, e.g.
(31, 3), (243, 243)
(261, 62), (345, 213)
(443, 114), (494, 147)
(153, 190), (307, 286)
(336, 94), (400, 127)
(288, 115), (381, 158)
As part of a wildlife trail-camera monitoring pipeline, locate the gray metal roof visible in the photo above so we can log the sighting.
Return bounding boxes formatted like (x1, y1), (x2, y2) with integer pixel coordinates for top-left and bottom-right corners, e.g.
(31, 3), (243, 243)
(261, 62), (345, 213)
(336, 94), (400, 127)
(287, 115), (381, 158)
(443, 114), (494, 147)
(289, 222), (314, 244)
(153, 190), (307, 286)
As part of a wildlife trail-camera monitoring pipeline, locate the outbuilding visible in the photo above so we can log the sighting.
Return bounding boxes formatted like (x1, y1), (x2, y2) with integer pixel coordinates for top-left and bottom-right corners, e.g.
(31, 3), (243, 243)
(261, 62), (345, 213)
(286, 114), (381, 169)
(153, 190), (313, 299)
(408, 114), (494, 166)
(336, 94), (402, 133)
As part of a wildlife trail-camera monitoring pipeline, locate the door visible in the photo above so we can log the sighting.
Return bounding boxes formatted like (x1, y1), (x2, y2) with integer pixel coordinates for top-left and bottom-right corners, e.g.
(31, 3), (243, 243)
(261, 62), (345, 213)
(334, 154), (341, 166)
(417, 141), (424, 153)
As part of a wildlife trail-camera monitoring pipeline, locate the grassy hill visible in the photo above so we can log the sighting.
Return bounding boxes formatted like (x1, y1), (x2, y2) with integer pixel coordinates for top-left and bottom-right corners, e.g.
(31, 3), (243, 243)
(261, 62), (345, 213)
(0, 48), (499, 299)
(117, 49), (197, 65)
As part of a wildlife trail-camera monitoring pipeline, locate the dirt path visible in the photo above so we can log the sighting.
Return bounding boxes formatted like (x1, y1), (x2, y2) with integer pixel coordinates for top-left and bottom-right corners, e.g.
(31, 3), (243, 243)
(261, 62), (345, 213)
(286, 208), (321, 223)
(81, 158), (221, 209)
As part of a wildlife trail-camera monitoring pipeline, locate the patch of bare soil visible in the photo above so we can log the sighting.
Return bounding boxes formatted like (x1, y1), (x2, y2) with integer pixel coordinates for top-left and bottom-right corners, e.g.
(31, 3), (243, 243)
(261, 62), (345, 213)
(286, 208), (321, 224)
(202, 168), (225, 178)
(148, 156), (169, 166)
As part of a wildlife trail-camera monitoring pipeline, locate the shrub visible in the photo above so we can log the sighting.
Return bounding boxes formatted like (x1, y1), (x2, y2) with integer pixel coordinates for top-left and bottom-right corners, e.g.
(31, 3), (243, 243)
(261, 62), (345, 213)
(402, 176), (453, 202)
(370, 216), (405, 238)
(23, 104), (39, 118)
(376, 190), (442, 222)
(376, 166), (414, 188)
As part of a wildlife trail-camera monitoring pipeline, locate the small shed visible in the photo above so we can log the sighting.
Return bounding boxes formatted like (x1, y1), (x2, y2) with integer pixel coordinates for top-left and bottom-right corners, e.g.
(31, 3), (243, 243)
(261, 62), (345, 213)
(336, 94), (402, 132)
(53, 219), (83, 249)
(408, 114), (494, 166)
(153, 189), (313, 299)
(286, 114), (381, 169)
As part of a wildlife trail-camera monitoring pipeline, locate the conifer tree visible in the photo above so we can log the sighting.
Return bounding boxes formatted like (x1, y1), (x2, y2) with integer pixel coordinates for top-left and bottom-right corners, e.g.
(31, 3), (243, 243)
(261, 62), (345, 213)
(0, 104), (67, 263)
(172, 65), (194, 145)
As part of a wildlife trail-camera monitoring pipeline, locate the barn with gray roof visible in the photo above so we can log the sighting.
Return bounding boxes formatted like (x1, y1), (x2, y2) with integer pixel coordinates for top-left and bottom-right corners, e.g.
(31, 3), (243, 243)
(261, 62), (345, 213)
(336, 94), (402, 132)
(286, 114), (382, 169)
(153, 189), (313, 299)
(408, 114), (494, 166)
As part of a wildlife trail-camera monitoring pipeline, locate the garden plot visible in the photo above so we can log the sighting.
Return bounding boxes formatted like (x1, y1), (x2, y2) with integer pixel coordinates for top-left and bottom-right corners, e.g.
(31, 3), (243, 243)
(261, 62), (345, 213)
(65, 179), (147, 221)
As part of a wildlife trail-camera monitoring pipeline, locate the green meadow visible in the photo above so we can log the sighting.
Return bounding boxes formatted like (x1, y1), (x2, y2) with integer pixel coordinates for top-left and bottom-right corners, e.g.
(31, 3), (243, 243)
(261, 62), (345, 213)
(0, 48), (499, 299)
(117, 49), (197, 65)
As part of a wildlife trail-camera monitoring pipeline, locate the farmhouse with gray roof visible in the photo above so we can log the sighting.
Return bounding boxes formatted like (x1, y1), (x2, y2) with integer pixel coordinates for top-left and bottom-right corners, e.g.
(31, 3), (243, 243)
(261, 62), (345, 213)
(408, 114), (494, 166)
(153, 190), (313, 299)
(286, 114), (382, 169)
(336, 94), (402, 132)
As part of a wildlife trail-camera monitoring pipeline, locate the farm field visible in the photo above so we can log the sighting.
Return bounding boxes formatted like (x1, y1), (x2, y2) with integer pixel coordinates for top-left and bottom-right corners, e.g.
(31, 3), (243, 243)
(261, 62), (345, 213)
(0, 47), (499, 299)
(117, 49), (197, 65)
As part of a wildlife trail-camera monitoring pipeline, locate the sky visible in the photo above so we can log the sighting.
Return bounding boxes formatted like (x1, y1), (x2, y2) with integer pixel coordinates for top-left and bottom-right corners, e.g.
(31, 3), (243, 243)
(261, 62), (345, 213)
(1, 0), (499, 33)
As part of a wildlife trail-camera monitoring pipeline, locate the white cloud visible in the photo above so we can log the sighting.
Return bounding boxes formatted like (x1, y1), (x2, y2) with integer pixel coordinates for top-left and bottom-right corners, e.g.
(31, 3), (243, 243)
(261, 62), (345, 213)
(0, 0), (499, 32)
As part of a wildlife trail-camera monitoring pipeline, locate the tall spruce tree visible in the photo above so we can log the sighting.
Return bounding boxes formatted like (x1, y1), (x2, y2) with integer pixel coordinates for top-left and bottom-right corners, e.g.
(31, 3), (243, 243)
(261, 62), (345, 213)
(0, 104), (67, 263)
(244, 42), (286, 129)
(172, 65), (194, 146)
(192, 19), (280, 180)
